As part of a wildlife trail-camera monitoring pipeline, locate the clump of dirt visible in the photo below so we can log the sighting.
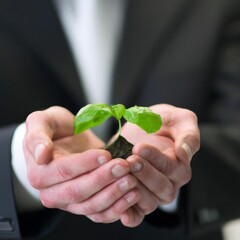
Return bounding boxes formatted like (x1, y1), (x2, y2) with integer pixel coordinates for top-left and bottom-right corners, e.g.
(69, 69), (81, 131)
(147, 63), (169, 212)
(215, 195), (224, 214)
(105, 135), (133, 159)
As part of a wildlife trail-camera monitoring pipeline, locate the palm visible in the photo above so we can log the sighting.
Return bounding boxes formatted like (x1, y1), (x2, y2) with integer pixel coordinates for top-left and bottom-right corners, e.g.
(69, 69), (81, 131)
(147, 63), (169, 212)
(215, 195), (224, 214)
(52, 131), (104, 159)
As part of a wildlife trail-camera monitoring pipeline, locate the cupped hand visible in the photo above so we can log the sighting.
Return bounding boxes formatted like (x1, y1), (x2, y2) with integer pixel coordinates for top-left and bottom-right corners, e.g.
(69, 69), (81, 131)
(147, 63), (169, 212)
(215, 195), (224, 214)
(23, 106), (105, 165)
(22, 104), (200, 228)
(22, 106), (142, 225)
(117, 104), (200, 227)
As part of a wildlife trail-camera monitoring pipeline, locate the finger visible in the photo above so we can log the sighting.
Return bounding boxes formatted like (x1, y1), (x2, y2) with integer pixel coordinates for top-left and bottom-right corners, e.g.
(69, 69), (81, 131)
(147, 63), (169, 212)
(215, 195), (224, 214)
(86, 189), (140, 224)
(27, 149), (111, 189)
(132, 143), (175, 176)
(40, 159), (130, 208)
(52, 130), (105, 157)
(23, 127), (53, 165)
(127, 154), (175, 204)
(165, 107), (200, 163)
(120, 181), (159, 226)
(25, 106), (75, 164)
(174, 129), (200, 164)
(120, 206), (145, 227)
(150, 104), (200, 163)
(134, 182), (159, 215)
(28, 106), (75, 139)
(80, 175), (159, 222)
(63, 174), (138, 215)
(171, 109), (200, 163)
(132, 143), (192, 188)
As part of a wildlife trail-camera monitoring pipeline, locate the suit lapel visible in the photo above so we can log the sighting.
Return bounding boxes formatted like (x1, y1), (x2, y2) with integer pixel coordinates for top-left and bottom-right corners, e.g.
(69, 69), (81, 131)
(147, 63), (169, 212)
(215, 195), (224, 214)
(112, 0), (193, 105)
(0, 0), (85, 105)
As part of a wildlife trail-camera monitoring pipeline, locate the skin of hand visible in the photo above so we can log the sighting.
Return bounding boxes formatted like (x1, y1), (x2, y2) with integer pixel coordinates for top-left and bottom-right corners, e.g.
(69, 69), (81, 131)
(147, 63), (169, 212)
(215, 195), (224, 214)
(23, 106), (141, 225)
(23, 105), (200, 228)
(118, 104), (200, 226)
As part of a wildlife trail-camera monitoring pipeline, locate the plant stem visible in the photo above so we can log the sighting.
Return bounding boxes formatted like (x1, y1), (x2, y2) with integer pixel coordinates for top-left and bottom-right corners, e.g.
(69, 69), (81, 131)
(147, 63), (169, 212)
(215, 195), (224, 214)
(117, 119), (122, 138)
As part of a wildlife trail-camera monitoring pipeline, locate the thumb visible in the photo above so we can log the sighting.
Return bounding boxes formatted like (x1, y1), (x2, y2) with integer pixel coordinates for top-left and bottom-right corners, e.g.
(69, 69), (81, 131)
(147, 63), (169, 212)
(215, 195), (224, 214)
(175, 131), (200, 164)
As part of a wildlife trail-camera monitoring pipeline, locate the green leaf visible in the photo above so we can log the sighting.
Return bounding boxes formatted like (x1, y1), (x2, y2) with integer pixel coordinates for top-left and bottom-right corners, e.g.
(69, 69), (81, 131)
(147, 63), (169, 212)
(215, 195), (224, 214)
(123, 106), (162, 134)
(74, 103), (162, 137)
(111, 104), (125, 120)
(74, 103), (112, 134)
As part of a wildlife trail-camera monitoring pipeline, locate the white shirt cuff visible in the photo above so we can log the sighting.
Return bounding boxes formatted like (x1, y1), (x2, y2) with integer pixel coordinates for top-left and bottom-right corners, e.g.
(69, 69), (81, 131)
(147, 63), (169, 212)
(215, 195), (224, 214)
(158, 191), (179, 213)
(11, 123), (42, 212)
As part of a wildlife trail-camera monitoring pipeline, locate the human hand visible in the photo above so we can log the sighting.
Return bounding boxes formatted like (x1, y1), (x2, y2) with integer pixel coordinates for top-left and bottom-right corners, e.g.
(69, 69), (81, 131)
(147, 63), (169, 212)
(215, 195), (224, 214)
(118, 104), (200, 227)
(23, 105), (199, 228)
(23, 106), (105, 165)
(23, 106), (142, 225)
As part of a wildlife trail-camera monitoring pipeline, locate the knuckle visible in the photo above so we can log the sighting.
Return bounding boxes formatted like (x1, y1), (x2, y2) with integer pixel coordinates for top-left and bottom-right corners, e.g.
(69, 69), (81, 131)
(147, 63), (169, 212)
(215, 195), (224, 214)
(145, 203), (158, 214)
(158, 179), (174, 197)
(158, 189), (176, 205)
(181, 167), (192, 186)
(26, 111), (42, 129)
(64, 184), (79, 202)
(25, 112), (37, 125)
(161, 157), (173, 176)
(111, 208), (124, 220)
(57, 164), (75, 180)
(156, 183), (176, 204)
(189, 133), (200, 154)
(40, 192), (54, 208)
(163, 192), (177, 204)
(89, 173), (102, 189)
(107, 188), (121, 202)
(40, 197), (52, 208)
(24, 129), (41, 149)
(24, 129), (35, 145)
(194, 135), (201, 153)
(88, 214), (103, 223)
(189, 110), (197, 121)
(96, 215), (108, 223)
(27, 170), (43, 189)
(79, 203), (96, 215)
(112, 203), (123, 216)
(140, 200), (158, 214)
(182, 108), (197, 121)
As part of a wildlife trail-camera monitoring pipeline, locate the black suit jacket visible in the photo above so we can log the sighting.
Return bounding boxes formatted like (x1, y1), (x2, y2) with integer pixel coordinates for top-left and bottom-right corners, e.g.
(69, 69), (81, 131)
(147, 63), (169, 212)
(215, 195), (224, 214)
(1, 0), (240, 239)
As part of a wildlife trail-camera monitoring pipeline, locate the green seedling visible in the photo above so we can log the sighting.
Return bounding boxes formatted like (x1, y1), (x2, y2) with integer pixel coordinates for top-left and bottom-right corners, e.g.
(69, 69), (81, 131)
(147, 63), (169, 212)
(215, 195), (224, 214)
(74, 103), (162, 158)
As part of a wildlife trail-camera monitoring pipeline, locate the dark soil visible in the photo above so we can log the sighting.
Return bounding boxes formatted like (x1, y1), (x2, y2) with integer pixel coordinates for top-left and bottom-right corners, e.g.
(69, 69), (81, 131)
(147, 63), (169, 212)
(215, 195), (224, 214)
(105, 135), (133, 159)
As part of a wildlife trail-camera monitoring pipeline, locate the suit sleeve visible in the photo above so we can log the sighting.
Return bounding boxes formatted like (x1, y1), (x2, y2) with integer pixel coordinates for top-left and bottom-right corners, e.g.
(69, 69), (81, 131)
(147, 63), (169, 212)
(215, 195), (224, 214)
(0, 125), (65, 240)
(146, 10), (240, 237)
(0, 125), (21, 239)
(189, 11), (240, 236)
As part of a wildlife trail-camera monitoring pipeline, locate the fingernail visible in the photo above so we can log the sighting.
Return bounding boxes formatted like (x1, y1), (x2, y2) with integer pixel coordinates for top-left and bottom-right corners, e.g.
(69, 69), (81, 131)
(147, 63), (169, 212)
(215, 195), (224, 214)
(34, 143), (45, 162)
(112, 165), (129, 177)
(125, 192), (136, 204)
(98, 156), (107, 165)
(119, 180), (129, 192)
(140, 148), (151, 158)
(131, 162), (143, 173)
(182, 143), (192, 162)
